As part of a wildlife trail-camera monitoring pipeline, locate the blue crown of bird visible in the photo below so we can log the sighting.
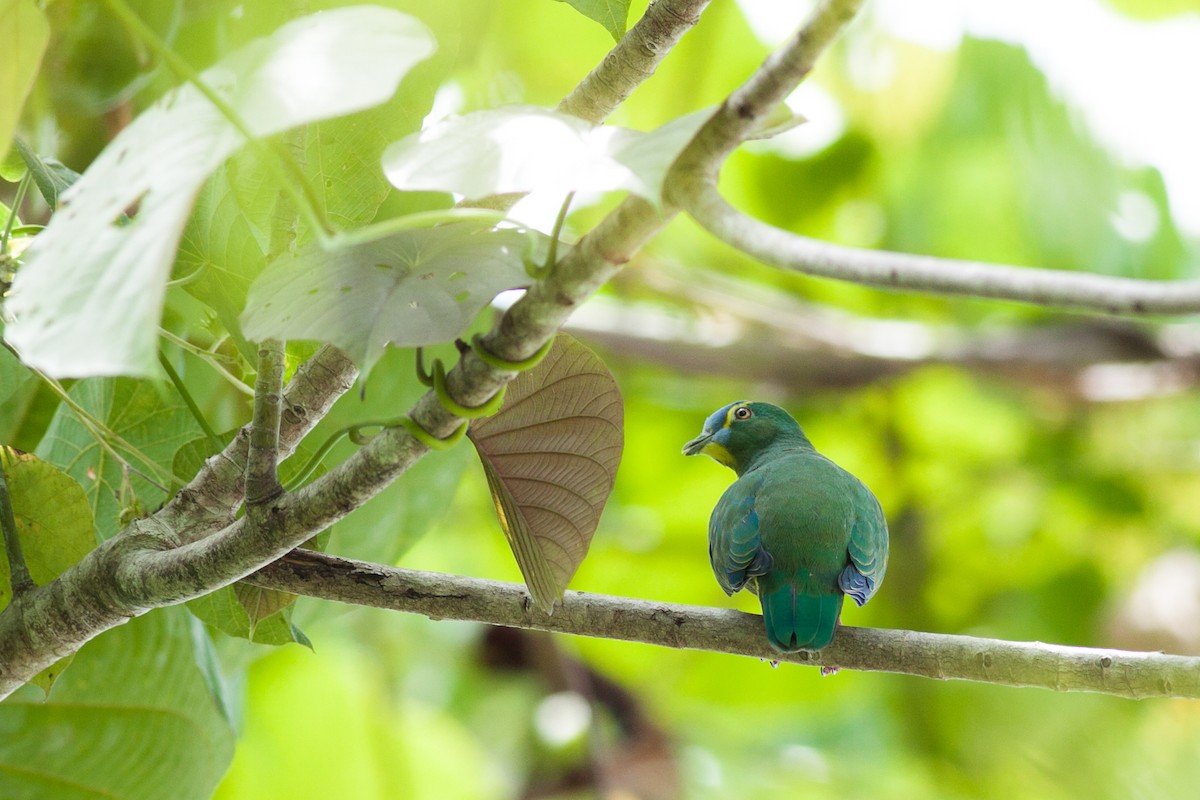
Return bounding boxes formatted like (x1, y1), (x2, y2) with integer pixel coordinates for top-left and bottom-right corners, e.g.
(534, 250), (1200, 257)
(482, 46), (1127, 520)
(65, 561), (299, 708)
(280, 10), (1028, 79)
(683, 401), (888, 653)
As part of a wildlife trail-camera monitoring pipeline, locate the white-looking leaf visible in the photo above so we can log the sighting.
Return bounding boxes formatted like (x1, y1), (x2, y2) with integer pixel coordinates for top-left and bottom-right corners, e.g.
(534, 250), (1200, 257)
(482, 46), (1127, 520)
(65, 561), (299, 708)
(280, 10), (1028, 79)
(2, 6), (435, 378)
(240, 221), (535, 375)
(383, 106), (712, 205)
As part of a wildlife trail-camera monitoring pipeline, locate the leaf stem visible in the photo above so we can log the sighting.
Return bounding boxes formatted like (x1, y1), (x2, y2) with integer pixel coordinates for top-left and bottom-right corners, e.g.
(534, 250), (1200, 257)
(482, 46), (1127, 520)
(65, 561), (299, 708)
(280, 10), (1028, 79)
(0, 452), (34, 594)
(157, 330), (254, 396)
(528, 191), (575, 280)
(158, 349), (222, 451)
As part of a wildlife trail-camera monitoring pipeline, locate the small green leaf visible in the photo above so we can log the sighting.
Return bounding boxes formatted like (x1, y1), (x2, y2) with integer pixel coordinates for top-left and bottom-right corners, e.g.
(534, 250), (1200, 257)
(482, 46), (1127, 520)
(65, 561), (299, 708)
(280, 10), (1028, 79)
(11, 138), (79, 210)
(34, 378), (201, 540)
(233, 581), (298, 634)
(0, 447), (96, 581)
(3, 7), (436, 378)
(0, 144), (27, 183)
(746, 103), (808, 140)
(468, 334), (623, 612)
(187, 585), (306, 646)
(240, 221), (534, 375)
(383, 105), (710, 204)
(557, 0), (631, 41)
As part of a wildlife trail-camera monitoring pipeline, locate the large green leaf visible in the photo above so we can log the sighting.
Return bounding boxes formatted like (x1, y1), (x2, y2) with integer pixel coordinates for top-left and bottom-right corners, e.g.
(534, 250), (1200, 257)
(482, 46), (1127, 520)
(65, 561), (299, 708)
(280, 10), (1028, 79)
(0, 322), (31, 408)
(0, 447), (96, 694)
(468, 334), (623, 612)
(34, 378), (200, 541)
(0, 0), (48, 163)
(240, 221), (534, 374)
(0, 608), (235, 800)
(3, 6), (436, 378)
(383, 106), (711, 204)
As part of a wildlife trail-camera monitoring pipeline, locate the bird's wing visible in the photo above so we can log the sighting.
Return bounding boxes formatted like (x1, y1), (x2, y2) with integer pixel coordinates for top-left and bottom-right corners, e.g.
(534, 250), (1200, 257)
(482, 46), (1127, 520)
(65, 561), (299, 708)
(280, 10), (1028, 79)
(839, 485), (889, 607)
(708, 474), (772, 595)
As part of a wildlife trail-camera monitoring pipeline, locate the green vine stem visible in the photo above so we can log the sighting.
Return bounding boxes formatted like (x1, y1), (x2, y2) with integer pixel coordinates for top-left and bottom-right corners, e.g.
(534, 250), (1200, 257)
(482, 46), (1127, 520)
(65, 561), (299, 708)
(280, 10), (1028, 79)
(0, 454), (34, 594)
(470, 333), (555, 372)
(526, 191), (575, 279)
(158, 349), (222, 451)
(1, 171), (32, 254)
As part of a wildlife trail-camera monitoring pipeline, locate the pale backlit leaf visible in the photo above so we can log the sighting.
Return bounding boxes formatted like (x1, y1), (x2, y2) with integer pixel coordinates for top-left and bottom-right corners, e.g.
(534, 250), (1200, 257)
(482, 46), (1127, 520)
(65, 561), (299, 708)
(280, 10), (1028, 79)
(3, 6), (435, 377)
(383, 105), (711, 204)
(240, 221), (534, 374)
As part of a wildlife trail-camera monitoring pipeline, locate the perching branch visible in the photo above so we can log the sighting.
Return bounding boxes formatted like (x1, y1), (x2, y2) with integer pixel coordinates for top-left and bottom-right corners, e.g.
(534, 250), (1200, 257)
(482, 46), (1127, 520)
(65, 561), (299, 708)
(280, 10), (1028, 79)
(155, 343), (357, 546)
(250, 550), (1200, 701)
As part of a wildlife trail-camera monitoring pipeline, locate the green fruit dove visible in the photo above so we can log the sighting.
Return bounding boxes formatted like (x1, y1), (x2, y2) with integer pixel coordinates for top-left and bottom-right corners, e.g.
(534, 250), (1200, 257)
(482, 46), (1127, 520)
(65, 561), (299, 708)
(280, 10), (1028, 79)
(683, 401), (888, 653)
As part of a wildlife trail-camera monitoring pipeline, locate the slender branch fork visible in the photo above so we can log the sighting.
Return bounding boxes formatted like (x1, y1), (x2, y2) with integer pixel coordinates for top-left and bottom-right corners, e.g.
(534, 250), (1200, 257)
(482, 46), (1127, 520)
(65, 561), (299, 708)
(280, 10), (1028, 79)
(662, 4), (1200, 315)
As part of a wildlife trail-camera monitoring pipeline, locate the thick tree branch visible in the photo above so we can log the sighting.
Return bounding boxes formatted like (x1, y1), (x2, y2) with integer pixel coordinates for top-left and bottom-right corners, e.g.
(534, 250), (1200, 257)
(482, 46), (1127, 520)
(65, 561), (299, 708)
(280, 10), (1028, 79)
(558, 0), (713, 123)
(250, 551), (1200, 701)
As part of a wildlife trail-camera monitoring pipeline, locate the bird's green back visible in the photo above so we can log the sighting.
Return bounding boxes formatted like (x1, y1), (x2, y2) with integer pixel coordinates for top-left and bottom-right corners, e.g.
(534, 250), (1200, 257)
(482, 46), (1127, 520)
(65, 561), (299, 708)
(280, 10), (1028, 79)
(685, 401), (888, 652)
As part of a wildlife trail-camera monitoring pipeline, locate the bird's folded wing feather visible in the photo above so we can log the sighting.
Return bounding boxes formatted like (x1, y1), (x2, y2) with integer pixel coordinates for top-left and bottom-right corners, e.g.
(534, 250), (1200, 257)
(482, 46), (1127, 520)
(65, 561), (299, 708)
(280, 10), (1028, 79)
(709, 474), (772, 595)
(842, 487), (888, 605)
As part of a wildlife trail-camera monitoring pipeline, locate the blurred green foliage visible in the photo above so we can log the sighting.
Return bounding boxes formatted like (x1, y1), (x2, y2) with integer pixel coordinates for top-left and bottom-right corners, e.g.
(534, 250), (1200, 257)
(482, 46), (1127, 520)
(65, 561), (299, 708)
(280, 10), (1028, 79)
(3, 1), (1200, 799)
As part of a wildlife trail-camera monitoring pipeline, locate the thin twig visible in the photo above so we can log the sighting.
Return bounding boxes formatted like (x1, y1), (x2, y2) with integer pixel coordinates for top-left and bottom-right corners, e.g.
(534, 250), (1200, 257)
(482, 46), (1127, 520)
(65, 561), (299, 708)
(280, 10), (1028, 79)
(245, 339), (285, 510)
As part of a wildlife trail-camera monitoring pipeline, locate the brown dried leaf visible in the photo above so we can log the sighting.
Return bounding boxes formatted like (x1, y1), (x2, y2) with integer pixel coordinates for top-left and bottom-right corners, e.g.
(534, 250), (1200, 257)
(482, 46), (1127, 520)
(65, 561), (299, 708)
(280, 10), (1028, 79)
(468, 334), (623, 612)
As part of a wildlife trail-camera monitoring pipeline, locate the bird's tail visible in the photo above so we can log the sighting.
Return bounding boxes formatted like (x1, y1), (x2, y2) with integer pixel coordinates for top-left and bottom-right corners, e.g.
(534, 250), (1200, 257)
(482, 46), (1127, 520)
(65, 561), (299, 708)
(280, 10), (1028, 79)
(760, 583), (844, 652)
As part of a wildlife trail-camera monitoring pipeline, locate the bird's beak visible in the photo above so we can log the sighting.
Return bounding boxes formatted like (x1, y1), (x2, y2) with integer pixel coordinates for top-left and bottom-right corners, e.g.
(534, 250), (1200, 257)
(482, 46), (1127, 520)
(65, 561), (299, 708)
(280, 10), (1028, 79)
(682, 431), (713, 456)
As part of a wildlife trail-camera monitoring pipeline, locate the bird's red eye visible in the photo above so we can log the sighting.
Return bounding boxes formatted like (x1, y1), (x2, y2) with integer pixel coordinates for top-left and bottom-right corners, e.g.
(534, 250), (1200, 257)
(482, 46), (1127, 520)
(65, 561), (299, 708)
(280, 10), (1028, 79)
(733, 406), (752, 420)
